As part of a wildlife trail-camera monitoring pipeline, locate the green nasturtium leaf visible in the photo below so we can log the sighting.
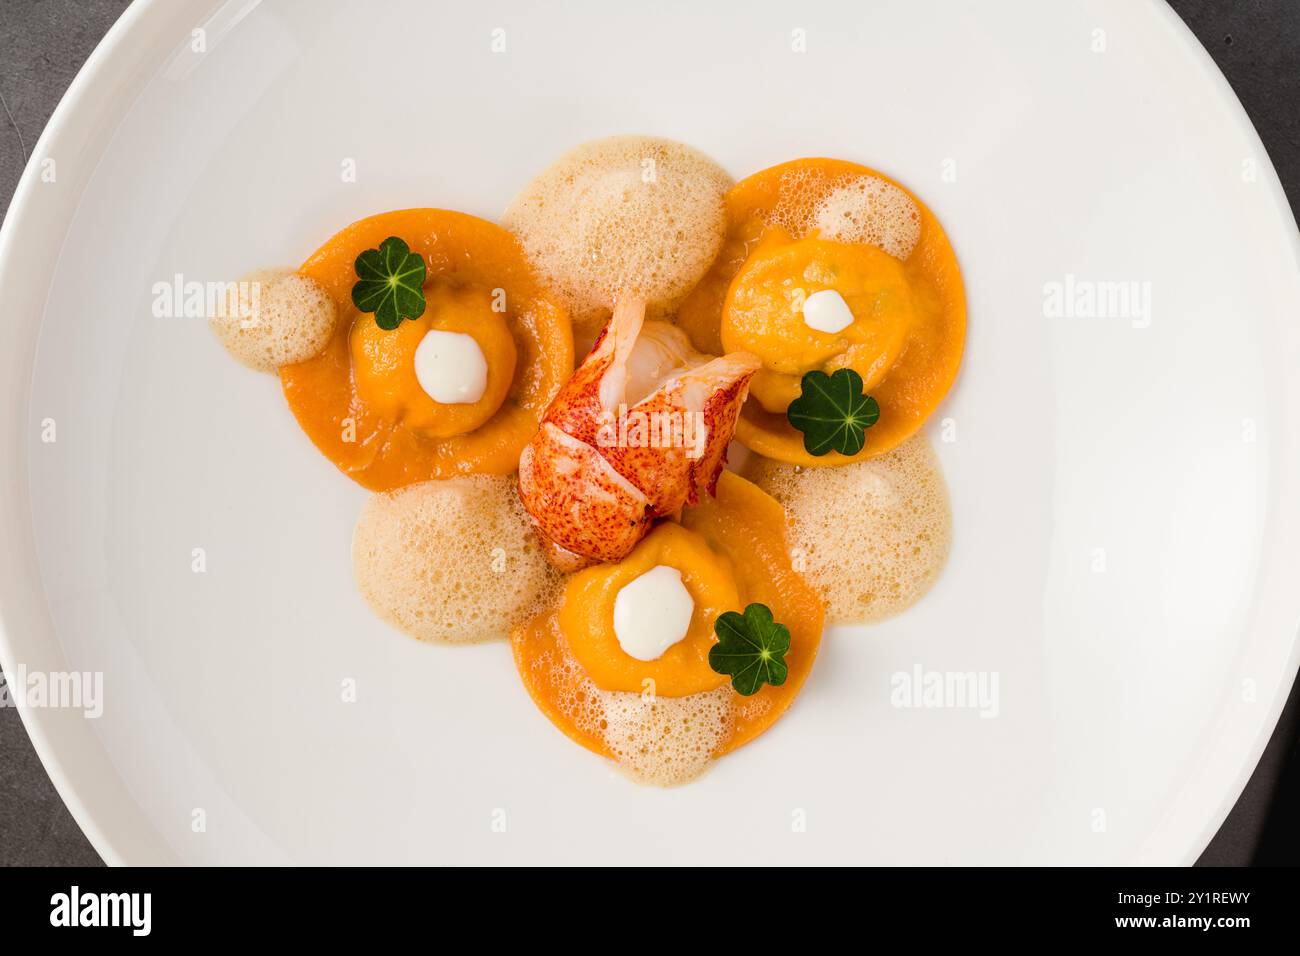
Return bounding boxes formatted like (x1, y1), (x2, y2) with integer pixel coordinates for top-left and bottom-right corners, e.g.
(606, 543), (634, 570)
(708, 603), (791, 696)
(351, 236), (427, 330)
(786, 367), (880, 457)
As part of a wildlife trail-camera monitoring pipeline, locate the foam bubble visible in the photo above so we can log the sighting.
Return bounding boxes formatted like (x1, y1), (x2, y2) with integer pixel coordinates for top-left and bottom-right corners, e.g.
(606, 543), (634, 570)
(746, 434), (951, 624)
(524, 629), (733, 786)
(765, 167), (921, 261)
(211, 270), (337, 372)
(599, 686), (733, 786)
(504, 136), (732, 330)
(353, 476), (562, 644)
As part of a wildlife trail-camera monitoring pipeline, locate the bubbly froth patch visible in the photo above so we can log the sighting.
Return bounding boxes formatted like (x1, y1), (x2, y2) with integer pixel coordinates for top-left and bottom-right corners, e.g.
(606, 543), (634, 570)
(353, 476), (561, 644)
(767, 167), (921, 260)
(525, 625), (732, 786)
(747, 434), (951, 624)
(503, 135), (732, 331)
(211, 269), (337, 372)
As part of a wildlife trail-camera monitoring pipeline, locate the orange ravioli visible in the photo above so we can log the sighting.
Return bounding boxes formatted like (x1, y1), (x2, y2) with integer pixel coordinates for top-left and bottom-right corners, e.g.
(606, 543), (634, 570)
(676, 158), (965, 467)
(682, 470), (824, 753)
(511, 471), (824, 777)
(350, 284), (517, 439)
(559, 523), (738, 697)
(281, 209), (573, 491)
(725, 233), (917, 413)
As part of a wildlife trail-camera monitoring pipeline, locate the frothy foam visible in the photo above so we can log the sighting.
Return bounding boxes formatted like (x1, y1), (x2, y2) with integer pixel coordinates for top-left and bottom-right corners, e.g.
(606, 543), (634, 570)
(211, 270), (337, 372)
(766, 167), (921, 261)
(353, 476), (561, 644)
(747, 434), (951, 624)
(525, 629), (733, 786)
(504, 136), (732, 329)
(601, 686), (733, 786)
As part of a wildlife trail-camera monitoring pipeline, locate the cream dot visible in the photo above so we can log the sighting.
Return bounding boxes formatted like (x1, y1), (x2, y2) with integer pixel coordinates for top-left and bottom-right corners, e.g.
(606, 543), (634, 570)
(802, 288), (855, 334)
(414, 330), (488, 404)
(613, 565), (694, 661)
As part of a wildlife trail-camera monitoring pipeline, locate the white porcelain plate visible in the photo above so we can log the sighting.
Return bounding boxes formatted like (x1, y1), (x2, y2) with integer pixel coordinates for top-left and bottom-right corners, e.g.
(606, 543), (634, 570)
(2, 0), (1299, 865)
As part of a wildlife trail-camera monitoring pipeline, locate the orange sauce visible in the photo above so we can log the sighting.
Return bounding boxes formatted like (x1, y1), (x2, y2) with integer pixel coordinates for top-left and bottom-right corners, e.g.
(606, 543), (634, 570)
(511, 471), (824, 763)
(281, 209), (573, 490)
(677, 159), (965, 467)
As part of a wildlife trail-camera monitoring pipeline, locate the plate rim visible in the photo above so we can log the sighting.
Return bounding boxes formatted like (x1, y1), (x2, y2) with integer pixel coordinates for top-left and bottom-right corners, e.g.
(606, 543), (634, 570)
(0, 0), (1298, 866)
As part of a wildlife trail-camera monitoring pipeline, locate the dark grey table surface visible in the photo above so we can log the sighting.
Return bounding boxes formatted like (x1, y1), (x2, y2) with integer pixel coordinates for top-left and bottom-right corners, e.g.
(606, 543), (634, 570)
(1, 0), (1298, 867)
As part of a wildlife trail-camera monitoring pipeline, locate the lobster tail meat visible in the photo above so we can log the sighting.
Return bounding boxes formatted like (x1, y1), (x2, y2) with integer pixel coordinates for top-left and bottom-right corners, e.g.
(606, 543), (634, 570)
(517, 298), (759, 565)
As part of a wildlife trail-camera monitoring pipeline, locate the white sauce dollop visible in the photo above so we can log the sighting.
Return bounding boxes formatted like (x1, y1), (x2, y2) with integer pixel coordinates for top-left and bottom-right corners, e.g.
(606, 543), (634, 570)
(802, 289), (855, 334)
(613, 565), (695, 662)
(414, 330), (488, 404)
